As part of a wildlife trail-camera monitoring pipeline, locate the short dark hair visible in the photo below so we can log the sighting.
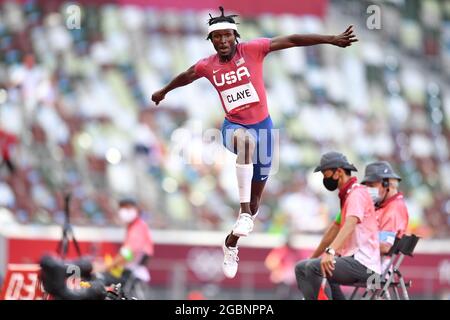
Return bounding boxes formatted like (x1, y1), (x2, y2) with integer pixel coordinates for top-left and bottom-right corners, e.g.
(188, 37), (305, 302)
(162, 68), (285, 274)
(206, 6), (241, 41)
(119, 197), (138, 207)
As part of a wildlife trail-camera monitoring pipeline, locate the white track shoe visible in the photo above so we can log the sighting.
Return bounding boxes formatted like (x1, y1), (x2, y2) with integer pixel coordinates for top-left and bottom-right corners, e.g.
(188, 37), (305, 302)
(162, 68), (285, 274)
(222, 244), (239, 279)
(232, 213), (254, 237)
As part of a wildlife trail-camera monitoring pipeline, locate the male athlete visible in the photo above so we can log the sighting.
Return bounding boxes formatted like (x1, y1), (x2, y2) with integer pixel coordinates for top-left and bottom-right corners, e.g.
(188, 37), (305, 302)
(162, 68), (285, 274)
(152, 7), (358, 278)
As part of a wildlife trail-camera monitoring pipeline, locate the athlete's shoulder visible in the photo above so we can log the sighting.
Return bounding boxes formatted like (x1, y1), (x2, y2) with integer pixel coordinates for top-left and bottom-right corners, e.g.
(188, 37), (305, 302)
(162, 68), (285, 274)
(240, 38), (271, 58)
(242, 37), (271, 46)
(196, 53), (216, 65)
(241, 37), (271, 45)
(194, 54), (217, 76)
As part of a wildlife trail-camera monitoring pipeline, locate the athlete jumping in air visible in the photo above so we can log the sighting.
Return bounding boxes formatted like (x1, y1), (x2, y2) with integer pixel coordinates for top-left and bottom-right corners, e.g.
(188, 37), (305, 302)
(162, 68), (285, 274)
(152, 7), (358, 278)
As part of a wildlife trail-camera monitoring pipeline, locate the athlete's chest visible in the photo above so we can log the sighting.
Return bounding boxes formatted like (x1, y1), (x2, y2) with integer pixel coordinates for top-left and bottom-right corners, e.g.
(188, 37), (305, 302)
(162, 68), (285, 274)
(207, 53), (257, 88)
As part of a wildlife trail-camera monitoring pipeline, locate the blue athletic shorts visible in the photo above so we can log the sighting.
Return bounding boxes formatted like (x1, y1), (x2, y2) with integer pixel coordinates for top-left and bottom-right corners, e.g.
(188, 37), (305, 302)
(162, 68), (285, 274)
(221, 116), (274, 181)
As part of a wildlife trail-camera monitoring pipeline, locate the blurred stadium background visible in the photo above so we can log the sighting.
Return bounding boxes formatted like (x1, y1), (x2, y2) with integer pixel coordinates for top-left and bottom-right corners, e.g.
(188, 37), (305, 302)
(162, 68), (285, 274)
(0, 0), (450, 299)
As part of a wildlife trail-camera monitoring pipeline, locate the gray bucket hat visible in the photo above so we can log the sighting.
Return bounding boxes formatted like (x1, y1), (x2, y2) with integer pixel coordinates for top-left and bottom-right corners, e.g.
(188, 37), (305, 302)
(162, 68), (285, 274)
(361, 161), (401, 184)
(314, 151), (358, 173)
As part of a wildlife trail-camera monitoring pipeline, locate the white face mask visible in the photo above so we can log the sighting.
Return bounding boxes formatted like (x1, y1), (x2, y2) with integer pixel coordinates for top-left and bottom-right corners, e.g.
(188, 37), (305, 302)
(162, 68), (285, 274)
(118, 208), (138, 224)
(367, 187), (381, 204)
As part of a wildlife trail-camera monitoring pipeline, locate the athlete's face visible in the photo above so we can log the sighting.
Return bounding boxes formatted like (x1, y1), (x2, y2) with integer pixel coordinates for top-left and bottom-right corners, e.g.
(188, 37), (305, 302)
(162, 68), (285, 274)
(211, 29), (236, 57)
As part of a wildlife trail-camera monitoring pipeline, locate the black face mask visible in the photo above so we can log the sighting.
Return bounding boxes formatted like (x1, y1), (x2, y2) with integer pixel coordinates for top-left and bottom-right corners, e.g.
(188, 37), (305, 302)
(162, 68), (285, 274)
(323, 172), (339, 191)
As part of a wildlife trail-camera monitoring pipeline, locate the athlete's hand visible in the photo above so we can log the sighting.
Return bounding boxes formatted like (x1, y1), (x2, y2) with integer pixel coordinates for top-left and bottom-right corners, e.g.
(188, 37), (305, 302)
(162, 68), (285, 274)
(331, 25), (358, 48)
(151, 89), (166, 106)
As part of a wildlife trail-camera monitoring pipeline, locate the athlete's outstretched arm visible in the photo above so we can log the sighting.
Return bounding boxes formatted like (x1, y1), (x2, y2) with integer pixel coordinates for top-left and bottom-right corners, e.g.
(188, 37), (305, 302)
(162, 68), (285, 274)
(151, 65), (200, 105)
(269, 25), (357, 52)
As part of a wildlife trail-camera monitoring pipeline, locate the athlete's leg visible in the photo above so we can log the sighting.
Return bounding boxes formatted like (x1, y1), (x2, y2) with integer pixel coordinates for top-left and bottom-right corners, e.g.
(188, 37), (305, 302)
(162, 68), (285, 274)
(249, 116), (273, 218)
(226, 128), (257, 239)
(225, 117), (273, 246)
(225, 179), (267, 248)
(250, 180), (267, 216)
(221, 117), (273, 278)
(233, 128), (256, 214)
(221, 122), (256, 278)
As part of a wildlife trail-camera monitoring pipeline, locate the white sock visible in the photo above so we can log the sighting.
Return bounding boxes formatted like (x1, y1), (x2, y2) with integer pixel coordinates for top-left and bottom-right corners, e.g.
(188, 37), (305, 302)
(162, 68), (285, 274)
(236, 163), (253, 204)
(239, 208), (259, 220)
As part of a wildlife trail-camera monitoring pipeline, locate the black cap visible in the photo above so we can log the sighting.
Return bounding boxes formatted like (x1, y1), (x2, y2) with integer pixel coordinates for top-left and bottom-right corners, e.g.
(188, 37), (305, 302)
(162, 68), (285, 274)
(314, 151), (358, 173)
(361, 161), (401, 184)
(118, 197), (138, 207)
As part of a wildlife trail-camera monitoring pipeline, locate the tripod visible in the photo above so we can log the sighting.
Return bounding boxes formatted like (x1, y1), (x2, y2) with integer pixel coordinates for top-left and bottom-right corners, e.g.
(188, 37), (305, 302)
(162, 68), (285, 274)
(56, 193), (81, 259)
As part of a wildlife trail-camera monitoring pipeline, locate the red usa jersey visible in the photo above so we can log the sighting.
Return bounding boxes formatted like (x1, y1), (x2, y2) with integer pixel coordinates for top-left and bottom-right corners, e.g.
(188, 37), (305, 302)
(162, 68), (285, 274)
(194, 38), (271, 125)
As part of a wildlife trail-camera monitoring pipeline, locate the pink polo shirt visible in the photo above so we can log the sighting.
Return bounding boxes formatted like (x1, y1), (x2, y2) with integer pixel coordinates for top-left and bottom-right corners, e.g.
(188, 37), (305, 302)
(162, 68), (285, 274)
(376, 193), (409, 273)
(122, 217), (154, 263)
(339, 185), (381, 274)
(377, 192), (409, 239)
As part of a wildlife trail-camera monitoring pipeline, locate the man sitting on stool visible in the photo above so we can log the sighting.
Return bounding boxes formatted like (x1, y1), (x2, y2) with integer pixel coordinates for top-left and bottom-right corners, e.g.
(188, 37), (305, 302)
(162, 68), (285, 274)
(295, 152), (381, 300)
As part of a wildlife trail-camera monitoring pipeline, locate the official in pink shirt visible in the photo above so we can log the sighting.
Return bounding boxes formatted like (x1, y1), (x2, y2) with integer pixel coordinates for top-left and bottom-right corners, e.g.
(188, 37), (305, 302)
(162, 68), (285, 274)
(101, 198), (154, 285)
(295, 152), (381, 300)
(361, 161), (409, 271)
(152, 7), (358, 279)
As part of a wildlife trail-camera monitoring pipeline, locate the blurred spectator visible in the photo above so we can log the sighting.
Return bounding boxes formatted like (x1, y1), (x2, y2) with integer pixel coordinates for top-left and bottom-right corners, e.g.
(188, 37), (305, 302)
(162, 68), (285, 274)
(0, 129), (17, 173)
(187, 289), (205, 300)
(264, 233), (306, 299)
(96, 197), (154, 287)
